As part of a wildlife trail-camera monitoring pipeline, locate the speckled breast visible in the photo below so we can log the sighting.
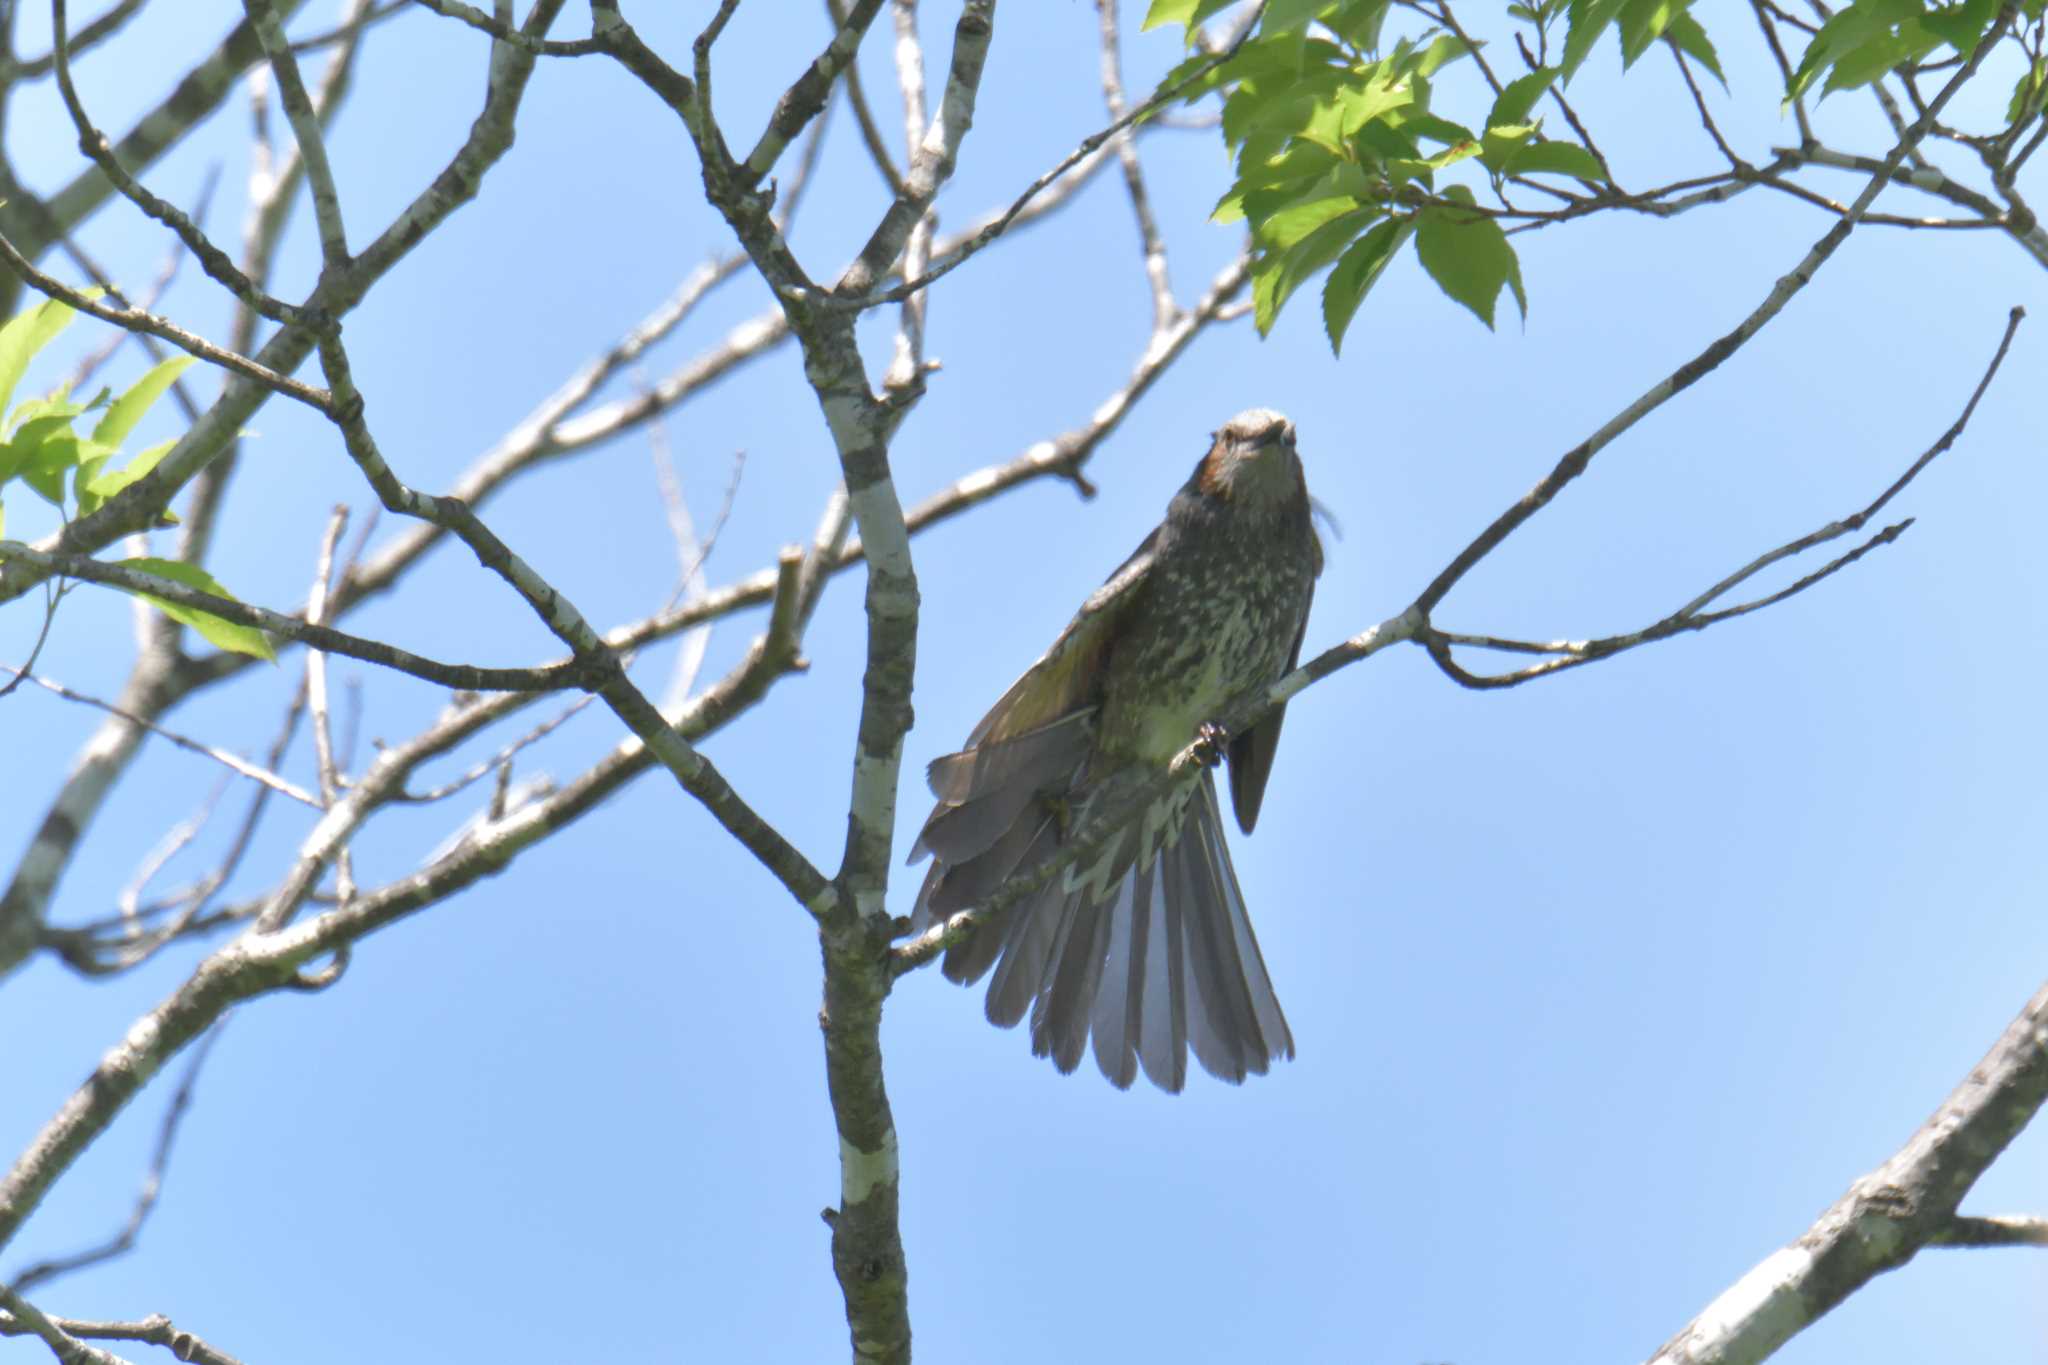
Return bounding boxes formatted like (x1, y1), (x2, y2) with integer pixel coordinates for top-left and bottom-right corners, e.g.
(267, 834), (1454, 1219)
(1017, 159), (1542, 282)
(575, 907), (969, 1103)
(1096, 503), (1314, 766)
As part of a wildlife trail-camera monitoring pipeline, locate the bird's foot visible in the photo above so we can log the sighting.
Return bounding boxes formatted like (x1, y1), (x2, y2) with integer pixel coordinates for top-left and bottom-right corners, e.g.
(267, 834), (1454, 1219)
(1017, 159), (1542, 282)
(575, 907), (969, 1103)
(1191, 721), (1230, 769)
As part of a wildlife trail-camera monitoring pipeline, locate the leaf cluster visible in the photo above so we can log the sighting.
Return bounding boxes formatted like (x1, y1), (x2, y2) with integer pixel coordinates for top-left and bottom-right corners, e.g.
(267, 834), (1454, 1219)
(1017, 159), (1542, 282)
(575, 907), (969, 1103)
(1143, 0), (2017, 352)
(0, 297), (273, 660)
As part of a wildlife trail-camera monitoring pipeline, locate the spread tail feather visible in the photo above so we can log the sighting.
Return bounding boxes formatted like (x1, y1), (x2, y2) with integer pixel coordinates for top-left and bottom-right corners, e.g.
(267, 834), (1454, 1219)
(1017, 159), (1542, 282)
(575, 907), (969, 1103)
(910, 729), (1293, 1092)
(1017, 775), (1291, 1092)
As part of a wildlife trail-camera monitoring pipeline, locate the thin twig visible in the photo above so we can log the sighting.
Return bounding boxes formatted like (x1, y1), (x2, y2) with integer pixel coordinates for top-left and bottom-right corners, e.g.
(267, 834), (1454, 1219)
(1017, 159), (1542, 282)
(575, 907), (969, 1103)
(7, 1022), (229, 1292)
(0, 543), (592, 693)
(246, 0), (352, 268)
(858, 4), (1269, 306)
(0, 664), (322, 806)
(1425, 304), (2023, 687)
(306, 506), (350, 805)
(0, 1285), (124, 1365)
(828, 0), (905, 192)
(1096, 0), (1174, 330)
(0, 236), (332, 409)
(1410, 23), (2007, 621)
(406, 0), (604, 54)
(1929, 1213), (2048, 1247)
(50, 0), (306, 325)
(0, 1311), (245, 1365)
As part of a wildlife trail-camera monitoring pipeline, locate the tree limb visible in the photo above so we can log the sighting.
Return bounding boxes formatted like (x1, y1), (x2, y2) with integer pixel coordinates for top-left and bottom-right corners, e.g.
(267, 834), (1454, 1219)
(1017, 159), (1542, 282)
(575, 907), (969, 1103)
(1647, 978), (2048, 1364)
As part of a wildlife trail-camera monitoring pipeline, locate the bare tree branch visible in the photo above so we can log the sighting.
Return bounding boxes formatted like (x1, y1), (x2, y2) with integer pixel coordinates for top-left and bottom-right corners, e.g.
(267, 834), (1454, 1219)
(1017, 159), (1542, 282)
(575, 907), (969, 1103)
(0, 664), (321, 806)
(0, 0), (570, 609)
(862, 3), (1269, 307)
(0, 1310), (244, 1365)
(50, 0), (307, 324)
(1094, 0), (1175, 331)
(244, 0), (351, 269)
(1930, 1213), (2048, 1247)
(1423, 304), (2024, 688)
(404, 0), (604, 56)
(27, 3), (315, 261)
(7, 1022), (228, 1292)
(0, 541), (595, 692)
(1412, 25), (2005, 620)
(0, 1284), (130, 1365)
(7, 0), (147, 77)
(0, 235), (333, 409)
(1647, 978), (2048, 1364)
(743, 0), (887, 185)
(827, 0), (905, 192)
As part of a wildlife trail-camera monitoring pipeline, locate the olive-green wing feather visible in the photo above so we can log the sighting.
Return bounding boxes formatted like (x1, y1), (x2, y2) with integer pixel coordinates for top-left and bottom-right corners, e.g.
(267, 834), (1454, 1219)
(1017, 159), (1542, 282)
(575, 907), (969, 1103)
(960, 527), (1158, 750)
(908, 529), (1158, 875)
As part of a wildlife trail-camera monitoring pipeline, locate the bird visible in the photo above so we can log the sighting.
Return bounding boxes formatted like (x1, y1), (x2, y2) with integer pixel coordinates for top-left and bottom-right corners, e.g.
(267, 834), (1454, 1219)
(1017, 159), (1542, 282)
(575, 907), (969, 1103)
(906, 408), (1322, 1092)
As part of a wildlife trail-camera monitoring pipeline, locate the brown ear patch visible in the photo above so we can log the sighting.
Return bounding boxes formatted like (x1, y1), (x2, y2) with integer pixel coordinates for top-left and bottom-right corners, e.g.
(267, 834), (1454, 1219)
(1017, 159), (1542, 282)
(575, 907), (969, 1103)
(1196, 440), (1234, 499)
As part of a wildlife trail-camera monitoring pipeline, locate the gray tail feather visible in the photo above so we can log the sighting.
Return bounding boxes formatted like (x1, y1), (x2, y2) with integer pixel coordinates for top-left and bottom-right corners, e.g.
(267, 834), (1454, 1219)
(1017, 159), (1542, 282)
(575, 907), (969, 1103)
(1020, 774), (1291, 1092)
(911, 734), (1292, 1092)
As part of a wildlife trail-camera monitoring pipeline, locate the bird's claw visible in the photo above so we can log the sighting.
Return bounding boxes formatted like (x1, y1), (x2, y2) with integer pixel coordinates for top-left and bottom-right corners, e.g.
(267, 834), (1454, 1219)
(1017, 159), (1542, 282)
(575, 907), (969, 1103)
(1191, 721), (1230, 768)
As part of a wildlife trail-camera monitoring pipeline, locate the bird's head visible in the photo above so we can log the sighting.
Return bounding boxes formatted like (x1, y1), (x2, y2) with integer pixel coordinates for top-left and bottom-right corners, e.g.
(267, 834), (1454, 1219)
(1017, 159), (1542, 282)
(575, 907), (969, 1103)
(1195, 407), (1307, 507)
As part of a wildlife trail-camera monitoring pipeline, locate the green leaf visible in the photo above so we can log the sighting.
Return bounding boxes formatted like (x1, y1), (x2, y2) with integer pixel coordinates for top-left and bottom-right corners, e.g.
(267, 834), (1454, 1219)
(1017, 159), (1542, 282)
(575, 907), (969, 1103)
(1489, 67), (1559, 128)
(1505, 139), (1608, 179)
(1394, 111), (1479, 145)
(19, 431), (107, 506)
(1405, 33), (1471, 80)
(1921, 0), (1996, 55)
(1787, 3), (1875, 98)
(0, 297), (79, 417)
(1236, 159), (1368, 231)
(1354, 116), (1421, 164)
(91, 355), (193, 448)
(1416, 188), (1520, 328)
(1663, 12), (1725, 86)
(1788, 0), (1944, 99)
(1, 408), (87, 469)
(1323, 216), (1416, 354)
(1260, 0), (1329, 38)
(1226, 68), (1349, 146)
(2009, 57), (2048, 125)
(77, 438), (174, 517)
(1479, 122), (1538, 172)
(1143, 0), (1199, 32)
(1253, 207), (1382, 335)
(1562, 0), (1629, 80)
(1146, 0), (1236, 39)
(1236, 138), (1343, 189)
(7, 390), (72, 434)
(1617, 0), (1688, 67)
(1254, 195), (1365, 251)
(1390, 140), (1482, 178)
(1825, 26), (1940, 91)
(1325, 0), (1391, 48)
(1148, 49), (1235, 111)
(1292, 67), (1412, 153)
(113, 557), (277, 661)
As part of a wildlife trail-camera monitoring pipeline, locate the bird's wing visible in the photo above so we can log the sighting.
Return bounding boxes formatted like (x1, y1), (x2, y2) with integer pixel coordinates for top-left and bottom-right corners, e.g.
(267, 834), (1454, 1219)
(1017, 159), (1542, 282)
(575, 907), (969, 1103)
(1226, 586), (1312, 834)
(906, 529), (1157, 882)
(959, 526), (1158, 750)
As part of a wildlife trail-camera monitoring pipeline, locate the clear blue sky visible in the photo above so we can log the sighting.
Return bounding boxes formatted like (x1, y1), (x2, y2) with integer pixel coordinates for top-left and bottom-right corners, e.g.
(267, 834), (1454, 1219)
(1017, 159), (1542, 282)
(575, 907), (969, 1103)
(2, 3), (2044, 1362)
